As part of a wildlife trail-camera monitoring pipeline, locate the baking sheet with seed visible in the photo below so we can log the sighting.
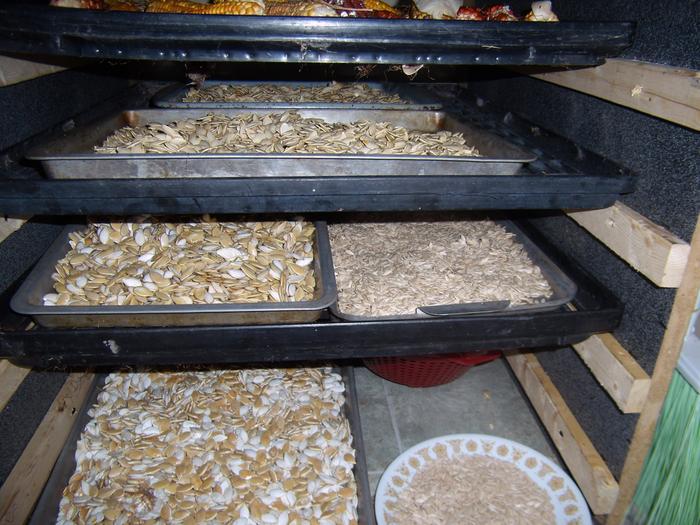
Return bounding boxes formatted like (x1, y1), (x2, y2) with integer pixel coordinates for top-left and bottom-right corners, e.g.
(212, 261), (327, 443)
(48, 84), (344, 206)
(42, 218), (316, 307)
(95, 111), (480, 157)
(182, 82), (407, 104)
(56, 367), (358, 525)
(329, 220), (553, 317)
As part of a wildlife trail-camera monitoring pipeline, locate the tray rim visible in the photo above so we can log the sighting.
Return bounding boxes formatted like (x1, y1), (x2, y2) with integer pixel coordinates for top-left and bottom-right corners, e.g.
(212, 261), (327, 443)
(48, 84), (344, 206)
(10, 221), (337, 318)
(329, 219), (578, 321)
(25, 107), (537, 165)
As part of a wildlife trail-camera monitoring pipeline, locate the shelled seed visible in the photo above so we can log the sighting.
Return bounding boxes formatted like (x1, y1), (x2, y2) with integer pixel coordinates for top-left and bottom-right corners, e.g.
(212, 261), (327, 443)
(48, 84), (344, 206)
(43, 218), (316, 306)
(56, 367), (358, 525)
(329, 220), (553, 316)
(95, 110), (480, 157)
(182, 82), (406, 104)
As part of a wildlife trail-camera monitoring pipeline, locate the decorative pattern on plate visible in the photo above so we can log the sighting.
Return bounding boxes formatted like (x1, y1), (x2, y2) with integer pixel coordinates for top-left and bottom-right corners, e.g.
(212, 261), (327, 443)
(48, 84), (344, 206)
(375, 434), (591, 525)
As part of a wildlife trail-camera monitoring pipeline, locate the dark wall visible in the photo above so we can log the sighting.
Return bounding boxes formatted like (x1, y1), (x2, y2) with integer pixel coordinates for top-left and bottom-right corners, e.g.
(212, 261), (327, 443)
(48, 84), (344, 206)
(0, 67), (130, 486)
(468, 0), (699, 477)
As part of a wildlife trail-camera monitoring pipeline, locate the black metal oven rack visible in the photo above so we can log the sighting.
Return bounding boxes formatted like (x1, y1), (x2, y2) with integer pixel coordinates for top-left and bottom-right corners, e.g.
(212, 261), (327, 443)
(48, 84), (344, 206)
(0, 3), (634, 66)
(0, 220), (622, 367)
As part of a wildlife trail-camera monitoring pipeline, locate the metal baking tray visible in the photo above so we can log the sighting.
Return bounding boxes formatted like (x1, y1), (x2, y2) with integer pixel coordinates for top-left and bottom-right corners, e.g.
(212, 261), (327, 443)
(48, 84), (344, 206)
(330, 220), (577, 321)
(27, 109), (536, 179)
(11, 222), (336, 328)
(29, 367), (375, 525)
(152, 81), (442, 111)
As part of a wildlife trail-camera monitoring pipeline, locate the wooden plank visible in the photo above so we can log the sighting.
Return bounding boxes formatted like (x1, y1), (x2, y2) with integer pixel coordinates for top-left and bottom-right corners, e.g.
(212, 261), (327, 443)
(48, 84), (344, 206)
(567, 202), (690, 288)
(573, 334), (650, 414)
(506, 351), (619, 515)
(0, 218), (27, 244)
(608, 215), (700, 525)
(0, 373), (95, 525)
(525, 59), (700, 131)
(0, 361), (31, 412)
(0, 217), (32, 410)
(0, 56), (66, 87)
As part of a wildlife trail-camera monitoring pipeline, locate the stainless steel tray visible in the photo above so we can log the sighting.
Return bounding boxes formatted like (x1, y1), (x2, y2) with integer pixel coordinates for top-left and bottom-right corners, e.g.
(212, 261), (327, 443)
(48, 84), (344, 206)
(330, 220), (577, 321)
(28, 109), (536, 179)
(11, 221), (336, 328)
(152, 80), (443, 111)
(29, 367), (375, 525)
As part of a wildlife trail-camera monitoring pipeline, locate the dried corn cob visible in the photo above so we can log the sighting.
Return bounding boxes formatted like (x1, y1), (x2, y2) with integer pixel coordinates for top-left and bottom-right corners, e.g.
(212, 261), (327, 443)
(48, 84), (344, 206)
(146, 0), (263, 14)
(361, 0), (399, 16)
(265, 1), (337, 16)
(50, 0), (104, 9)
(105, 0), (143, 10)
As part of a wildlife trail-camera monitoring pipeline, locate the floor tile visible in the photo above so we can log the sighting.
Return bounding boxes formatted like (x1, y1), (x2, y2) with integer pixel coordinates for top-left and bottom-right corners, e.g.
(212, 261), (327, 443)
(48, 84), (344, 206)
(353, 366), (401, 475)
(381, 358), (556, 460)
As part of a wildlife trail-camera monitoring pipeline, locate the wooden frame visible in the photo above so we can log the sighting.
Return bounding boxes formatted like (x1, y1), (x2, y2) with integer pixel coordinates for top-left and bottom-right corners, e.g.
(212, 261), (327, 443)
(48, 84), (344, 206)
(523, 59), (700, 132)
(506, 351), (619, 515)
(568, 202), (690, 288)
(0, 373), (95, 525)
(507, 57), (700, 522)
(0, 56), (67, 87)
(573, 334), (650, 414)
(608, 216), (700, 524)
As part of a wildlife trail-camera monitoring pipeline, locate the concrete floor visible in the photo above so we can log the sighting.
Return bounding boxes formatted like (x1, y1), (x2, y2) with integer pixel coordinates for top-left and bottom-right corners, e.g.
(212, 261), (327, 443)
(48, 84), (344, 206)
(354, 357), (559, 495)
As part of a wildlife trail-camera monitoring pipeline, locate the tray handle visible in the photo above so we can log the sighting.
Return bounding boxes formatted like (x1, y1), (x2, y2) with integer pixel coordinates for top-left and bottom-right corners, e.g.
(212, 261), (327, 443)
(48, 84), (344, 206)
(416, 300), (511, 317)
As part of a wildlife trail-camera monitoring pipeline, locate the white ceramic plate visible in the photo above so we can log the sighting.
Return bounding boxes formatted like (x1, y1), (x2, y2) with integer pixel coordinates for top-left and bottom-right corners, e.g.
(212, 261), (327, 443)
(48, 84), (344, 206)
(375, 434), (591, 525)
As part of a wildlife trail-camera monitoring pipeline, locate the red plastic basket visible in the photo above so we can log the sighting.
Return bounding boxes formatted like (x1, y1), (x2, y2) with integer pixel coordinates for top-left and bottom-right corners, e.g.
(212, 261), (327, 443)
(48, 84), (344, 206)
(364, 351), (501, 387)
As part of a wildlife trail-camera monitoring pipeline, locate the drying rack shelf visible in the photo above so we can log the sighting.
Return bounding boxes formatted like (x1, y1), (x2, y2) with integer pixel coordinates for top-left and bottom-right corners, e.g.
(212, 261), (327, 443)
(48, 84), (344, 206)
(0, 86), (635, 214)
(0, 221), (622, 367)
(0, 4), (634, 66)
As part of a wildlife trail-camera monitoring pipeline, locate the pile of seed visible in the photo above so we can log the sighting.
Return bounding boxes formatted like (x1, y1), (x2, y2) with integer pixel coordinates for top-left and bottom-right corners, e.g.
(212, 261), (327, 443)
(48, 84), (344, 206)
(329, 221), (552, 316)
(95, 111), (480, 157)
(43, 219), (316, 307)
(182, 82), (406, 104)
(386, 454), (555, 524)
(56, 367), (358, 525)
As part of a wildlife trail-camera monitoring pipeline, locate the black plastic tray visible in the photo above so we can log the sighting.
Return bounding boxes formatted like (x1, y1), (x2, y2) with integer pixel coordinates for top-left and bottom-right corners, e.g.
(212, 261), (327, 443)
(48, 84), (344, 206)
(0, 86), (634, 214)
(28, 367), (376, 525)
(0, 220), (623, 368)
(0, 4), (634, 66)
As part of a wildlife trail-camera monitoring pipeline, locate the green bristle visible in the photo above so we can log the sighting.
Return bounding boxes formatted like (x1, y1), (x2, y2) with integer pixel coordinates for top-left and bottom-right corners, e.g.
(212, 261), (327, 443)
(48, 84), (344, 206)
(629, 370), (700, 525)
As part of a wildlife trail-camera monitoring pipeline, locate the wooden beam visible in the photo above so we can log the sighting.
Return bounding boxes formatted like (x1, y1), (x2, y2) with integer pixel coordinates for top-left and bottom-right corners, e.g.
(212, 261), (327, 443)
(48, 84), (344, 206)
(0, 56), (66, 87)
(0, 373), (95, 525)
(524, 59), (700, 131)
(506, 351), (619, 515)
(0, 361), (31, 412)
(608, 215), (700, 525)
(567, 202), (690, 288)
(573, 334), (650, 414)
(0, 217), (32, 412)
(0, 218), (27, 244)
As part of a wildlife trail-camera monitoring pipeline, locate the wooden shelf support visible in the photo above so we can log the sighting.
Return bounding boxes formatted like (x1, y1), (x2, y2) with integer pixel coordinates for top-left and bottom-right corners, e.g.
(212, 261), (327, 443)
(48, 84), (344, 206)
(0, 56), (67, 87)
(506, 351), (619, 515)
(524, 58), (700, 131)
(573, 334), (650, 414)
(608, 216), (700, 524)
(567, 202), (690, 288)
(0, 217), (27, 244)
(0, 360), (30, 412)
(0, 373), (95, 525)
